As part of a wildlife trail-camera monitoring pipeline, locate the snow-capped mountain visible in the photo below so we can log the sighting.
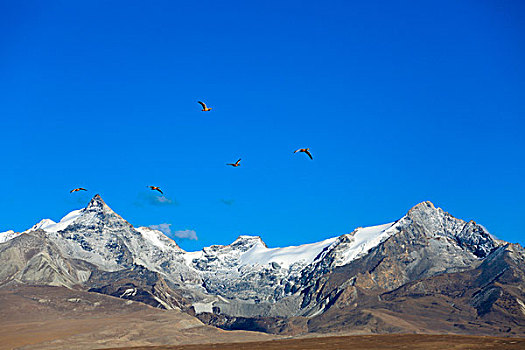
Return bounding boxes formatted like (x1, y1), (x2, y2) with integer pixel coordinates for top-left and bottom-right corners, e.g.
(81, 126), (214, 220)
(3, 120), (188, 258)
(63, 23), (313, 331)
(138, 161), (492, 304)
(4, 196), (408, 297)
(15, 195), (199, 284)
(0, 195), (510, 321)
(5, 196), (414, 306)
(1, 195), (522, 336)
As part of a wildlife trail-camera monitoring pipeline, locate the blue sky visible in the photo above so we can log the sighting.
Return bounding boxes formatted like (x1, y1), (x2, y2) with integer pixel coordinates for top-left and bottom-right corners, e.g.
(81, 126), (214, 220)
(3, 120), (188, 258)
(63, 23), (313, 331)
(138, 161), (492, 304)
(1, 1), (524, 251)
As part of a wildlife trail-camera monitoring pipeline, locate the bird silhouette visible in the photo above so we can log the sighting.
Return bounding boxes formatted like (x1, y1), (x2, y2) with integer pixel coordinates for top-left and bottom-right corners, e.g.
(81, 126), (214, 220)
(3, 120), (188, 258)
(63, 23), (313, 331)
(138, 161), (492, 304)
(294, 148), (313, 160)
(148, 186), (163, 194)
(198, 101), (212, 111)
(70, 188), (87, 193)
(227, 159), (241, 167)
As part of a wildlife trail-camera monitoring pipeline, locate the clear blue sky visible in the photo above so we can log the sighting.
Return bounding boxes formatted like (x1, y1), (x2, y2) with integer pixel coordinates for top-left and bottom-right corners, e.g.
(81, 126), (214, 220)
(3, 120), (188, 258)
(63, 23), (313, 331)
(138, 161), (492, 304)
(1, 1), (524, 251)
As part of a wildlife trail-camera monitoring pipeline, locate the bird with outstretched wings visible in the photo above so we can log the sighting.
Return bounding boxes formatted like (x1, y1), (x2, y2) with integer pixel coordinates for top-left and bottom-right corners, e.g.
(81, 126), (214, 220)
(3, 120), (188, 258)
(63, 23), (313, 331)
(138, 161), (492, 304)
(148, 186), (163, 194)
(198, 101), (212, 111)
(227, 159), (241, 167)
(294, 148), (313, 160)
(70, 188), (87, 193)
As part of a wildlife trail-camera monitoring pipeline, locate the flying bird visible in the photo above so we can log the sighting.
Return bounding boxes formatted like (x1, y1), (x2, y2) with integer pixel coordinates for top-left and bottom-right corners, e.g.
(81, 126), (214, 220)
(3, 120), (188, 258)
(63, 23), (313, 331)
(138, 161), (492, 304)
(227, 159), (241, 167)
(198, 101), (212, 111)
(70, 188), (87, 193)
(148, 186), (163, 194)
(294, 148), (313, 160)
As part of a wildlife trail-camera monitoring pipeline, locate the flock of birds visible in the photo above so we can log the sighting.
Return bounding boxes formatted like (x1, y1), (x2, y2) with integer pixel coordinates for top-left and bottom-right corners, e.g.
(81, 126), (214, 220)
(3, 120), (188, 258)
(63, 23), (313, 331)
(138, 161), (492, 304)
(70, 101), (313, 195)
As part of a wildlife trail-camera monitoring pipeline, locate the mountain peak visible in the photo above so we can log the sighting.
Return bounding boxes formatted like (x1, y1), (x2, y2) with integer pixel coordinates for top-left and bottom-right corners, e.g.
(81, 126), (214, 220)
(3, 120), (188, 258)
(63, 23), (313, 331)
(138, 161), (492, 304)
(231, 235), (267, 249)
(406, 200), (448, 223)
(30, 218), (56, 231)
(403, 201), (500, 258)
(85, 194), (121, 217)
(408, 200), (436, 213)
(87, 194), (106, 208)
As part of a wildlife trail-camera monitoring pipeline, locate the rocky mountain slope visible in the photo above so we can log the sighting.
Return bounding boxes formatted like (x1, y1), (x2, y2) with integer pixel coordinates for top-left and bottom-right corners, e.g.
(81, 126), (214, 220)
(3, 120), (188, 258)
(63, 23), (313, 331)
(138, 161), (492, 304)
(0, 195), (523, 336)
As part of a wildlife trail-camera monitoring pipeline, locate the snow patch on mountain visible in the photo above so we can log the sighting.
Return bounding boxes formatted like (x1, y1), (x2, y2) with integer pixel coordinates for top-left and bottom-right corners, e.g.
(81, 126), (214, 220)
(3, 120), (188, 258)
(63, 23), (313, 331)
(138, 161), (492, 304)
(37, 210), (84, 233)
(0, 230), (21, 244)
(28, 218), (57, 232)
(135, 226), (178, 251)
(334, 222), (397, 266)
(193, 301), (215, 314)
(183, 250), (204, 266)
(239, 237), (337, 269)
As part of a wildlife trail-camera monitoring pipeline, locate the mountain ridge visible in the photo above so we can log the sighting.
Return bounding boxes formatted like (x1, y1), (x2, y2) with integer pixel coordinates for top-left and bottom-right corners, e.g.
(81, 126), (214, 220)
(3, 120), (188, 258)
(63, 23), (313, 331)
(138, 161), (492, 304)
(1, 195), (522, 337)
(5, 195), (497, 255)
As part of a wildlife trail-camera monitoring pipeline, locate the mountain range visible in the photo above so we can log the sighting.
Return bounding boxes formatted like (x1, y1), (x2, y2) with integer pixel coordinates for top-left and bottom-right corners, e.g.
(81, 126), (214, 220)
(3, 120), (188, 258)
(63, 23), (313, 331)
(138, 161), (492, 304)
(1, 194), (524, 338)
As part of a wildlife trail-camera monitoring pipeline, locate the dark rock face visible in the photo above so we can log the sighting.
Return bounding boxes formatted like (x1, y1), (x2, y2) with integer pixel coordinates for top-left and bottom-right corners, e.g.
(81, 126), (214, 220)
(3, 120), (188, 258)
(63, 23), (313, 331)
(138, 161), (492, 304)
(196, 312), (308, 335)
(87, 265), (193, 311)
(456, 221), (498, 258)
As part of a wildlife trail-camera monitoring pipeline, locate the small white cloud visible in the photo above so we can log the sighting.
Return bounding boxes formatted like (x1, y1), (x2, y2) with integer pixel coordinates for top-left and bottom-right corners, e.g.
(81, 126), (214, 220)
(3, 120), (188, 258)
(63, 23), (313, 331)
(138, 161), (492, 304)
(149, 223), (171, 234)
(173, 229), (198, 240)
(149, 223), (198, 240)
(155, 196), (175, 204)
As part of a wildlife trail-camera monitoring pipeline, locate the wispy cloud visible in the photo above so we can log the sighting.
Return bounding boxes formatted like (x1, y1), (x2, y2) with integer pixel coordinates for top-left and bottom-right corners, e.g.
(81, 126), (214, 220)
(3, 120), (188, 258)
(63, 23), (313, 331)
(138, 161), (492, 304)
(148, 223), (171, 234)
(149, 223), (198, 240)
(172, 229), (198, 240)
(154, 196), (176, 205)
(220, 199), (235, 206)
(135, 193), (178, 207)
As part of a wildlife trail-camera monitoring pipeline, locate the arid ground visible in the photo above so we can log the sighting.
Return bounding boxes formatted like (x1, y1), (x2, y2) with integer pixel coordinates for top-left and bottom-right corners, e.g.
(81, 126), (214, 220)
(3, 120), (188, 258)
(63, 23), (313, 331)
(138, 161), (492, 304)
(0, 286), (274, 350)
(103, 335), (525, 350)
(1, 287), (524, 349)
